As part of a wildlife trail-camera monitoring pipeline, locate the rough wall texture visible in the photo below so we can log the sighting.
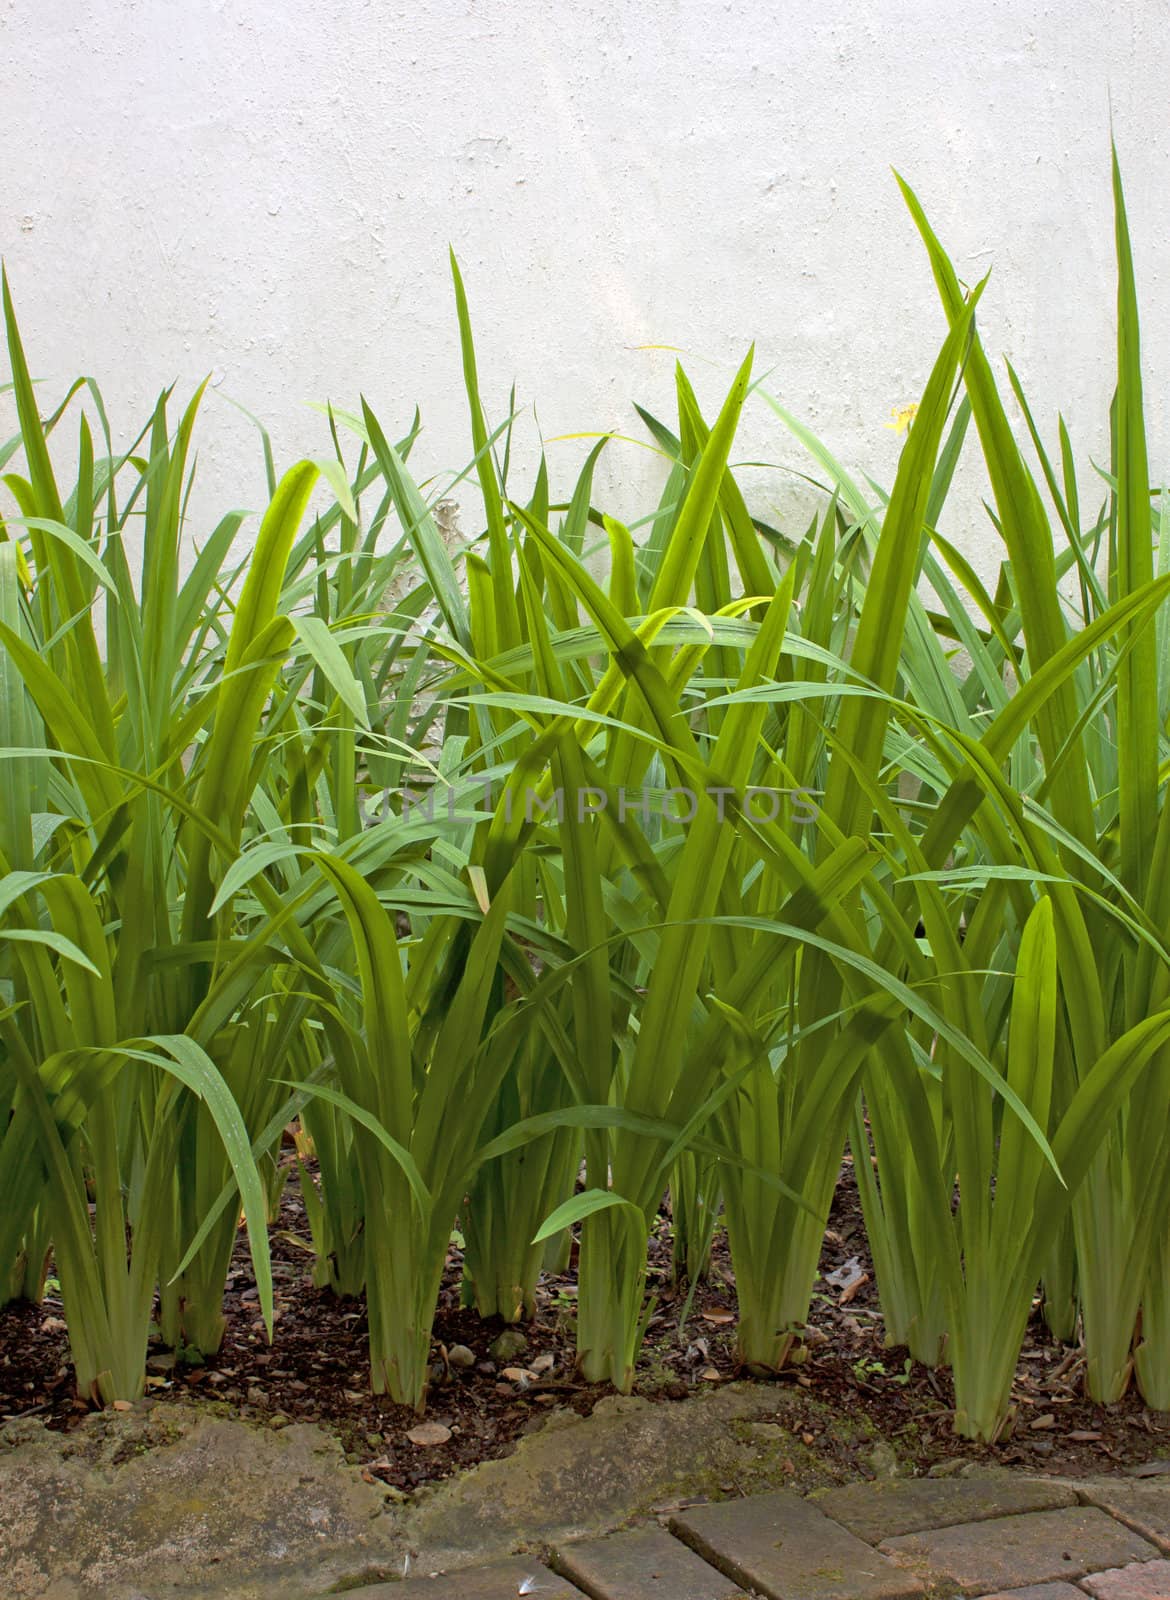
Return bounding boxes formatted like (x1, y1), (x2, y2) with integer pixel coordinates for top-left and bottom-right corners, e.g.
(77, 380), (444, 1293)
(2, 0), (1166, 573)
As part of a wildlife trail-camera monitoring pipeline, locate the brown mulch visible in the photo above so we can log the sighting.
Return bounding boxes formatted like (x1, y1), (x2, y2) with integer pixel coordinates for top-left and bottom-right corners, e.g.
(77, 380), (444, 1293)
(2, 1153), (1169, 1495)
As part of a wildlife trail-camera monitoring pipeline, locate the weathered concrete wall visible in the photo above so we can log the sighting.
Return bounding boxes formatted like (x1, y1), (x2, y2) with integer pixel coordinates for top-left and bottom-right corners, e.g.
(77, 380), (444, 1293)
(2, 1), (1166, 572)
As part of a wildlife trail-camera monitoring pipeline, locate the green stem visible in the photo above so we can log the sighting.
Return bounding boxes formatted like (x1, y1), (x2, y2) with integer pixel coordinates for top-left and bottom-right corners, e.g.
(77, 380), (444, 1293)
(1135, 1230), (1170, 1410)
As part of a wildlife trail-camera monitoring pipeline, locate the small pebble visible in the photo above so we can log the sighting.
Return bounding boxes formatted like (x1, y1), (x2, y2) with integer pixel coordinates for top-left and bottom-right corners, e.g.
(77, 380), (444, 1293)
(488, 1329), (528, 1362)
(406, 1421), (451, 1447)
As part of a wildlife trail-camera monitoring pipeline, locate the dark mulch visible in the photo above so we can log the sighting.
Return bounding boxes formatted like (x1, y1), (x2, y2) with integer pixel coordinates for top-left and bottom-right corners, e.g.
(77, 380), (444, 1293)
(2, 1152), (1169, 1494)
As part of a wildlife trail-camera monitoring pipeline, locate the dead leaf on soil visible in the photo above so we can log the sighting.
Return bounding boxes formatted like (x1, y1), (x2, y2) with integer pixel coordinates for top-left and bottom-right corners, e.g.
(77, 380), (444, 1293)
(825, 1256), (864, 1292)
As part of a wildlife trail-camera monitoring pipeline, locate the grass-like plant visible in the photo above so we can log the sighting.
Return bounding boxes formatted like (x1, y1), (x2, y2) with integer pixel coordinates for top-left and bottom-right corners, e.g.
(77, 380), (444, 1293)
(0, 279), (300, 1397)
(5, 147), (1170, 1440)
(765, 150), (1170, 1437)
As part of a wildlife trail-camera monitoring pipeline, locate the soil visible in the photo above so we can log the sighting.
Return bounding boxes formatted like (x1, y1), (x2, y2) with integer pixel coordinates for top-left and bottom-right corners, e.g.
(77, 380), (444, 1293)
(3, 1152), (1169, 1496)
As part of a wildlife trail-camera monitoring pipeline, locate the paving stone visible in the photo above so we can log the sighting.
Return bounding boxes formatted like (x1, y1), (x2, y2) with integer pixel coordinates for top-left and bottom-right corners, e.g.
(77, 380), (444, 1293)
(816, 1474), (1076, 1544)
(347, 1557), (582, 1598)
(671, 1490), (925, 1600)
(1080, 1559), (1170, 1600)
(880, 1506), (1159, 1595)
(554, 1526), (748, 1598)
(971, 1588), (1085, 1600)
(1078, 1481), (1170, 1556)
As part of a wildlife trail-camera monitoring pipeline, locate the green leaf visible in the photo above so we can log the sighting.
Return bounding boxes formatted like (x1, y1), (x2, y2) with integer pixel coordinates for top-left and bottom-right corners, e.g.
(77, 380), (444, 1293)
(532, 1188), (642, 1244)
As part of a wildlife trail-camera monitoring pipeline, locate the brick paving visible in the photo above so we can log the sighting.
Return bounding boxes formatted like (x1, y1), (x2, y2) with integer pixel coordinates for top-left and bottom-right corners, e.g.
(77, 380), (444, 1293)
(553, 1524), (750, 1598)
(1081, 1563), (1170, 1600)
(339, 1465), (1170, 1600)
(816, 1475), (1078, 1543)
(670, 1490), (924, 1599)
(976, 1587), (1087, 1599)
(1078, 1484), (1170, 1557)
(879, 1505), (1158, 1594)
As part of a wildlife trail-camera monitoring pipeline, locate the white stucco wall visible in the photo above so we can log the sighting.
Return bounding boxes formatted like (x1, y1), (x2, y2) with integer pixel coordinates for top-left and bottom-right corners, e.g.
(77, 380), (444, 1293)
(2, 0), (1167, 580)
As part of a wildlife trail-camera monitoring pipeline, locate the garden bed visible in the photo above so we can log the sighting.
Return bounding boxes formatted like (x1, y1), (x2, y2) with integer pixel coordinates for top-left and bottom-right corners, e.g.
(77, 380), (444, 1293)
(4, 154), (1170, 1497)
(4, 1155), (1167, 1497)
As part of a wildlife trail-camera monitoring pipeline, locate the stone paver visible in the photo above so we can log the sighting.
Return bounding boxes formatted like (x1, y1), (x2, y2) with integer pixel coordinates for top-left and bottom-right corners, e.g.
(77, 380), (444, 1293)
(817, 1475), (1077, 1544)
(1080, 1559), (1170, 1600)
(0, 1404), (417, 1600)
(346, 1558), (582, 1598)
(972, 1588), (1085, 1600)
(1078, 1482), (1170, 1556)
(881, 1506), (1159, 1595)
(554, 1526), (748, 1598)
(672, 1490), (925, 1600)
